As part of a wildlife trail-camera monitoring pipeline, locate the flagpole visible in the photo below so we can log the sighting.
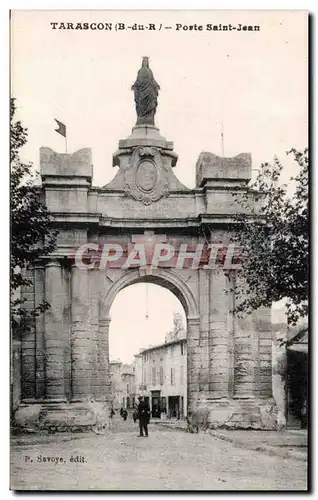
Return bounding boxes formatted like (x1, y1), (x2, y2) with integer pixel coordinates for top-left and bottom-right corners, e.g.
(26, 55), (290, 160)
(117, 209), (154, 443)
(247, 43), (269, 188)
(221, 120), (224, 157)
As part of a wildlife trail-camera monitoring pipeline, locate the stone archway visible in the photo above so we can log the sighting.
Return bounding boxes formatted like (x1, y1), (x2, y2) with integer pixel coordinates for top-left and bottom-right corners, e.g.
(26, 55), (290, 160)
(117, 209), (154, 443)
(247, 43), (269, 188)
(102, 267), (199, 319)
(99, 267), (200, 417)
(16, 59), (277, 431)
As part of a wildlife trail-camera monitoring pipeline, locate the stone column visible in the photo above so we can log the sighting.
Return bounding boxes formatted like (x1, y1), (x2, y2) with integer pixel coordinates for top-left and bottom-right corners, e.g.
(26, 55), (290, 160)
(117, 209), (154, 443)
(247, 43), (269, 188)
(62, 266), (71, 400)
(34, 264), (45, 399)
(208, 268), (230, 398)
(227, 272), (235, 398)
(89, 267), (101, 400)
(187, 317), (201, 413)
(97, 317), (111, 403)
(44, 261), (66, 401)
(21, 267), (36, 401)
(70, 264), (90, 401)
(198, 269), (210, 398)
(232, 275), (255, 398)
(254, 306), (273, 398)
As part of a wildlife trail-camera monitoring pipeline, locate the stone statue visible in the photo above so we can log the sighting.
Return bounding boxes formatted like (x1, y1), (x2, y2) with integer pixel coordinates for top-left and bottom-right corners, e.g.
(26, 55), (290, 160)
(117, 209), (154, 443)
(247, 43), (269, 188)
(131, 57), (160, 126)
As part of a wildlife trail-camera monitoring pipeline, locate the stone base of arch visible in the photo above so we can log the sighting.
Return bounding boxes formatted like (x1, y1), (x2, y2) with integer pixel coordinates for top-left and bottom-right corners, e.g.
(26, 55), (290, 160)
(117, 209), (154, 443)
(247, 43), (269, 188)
(14, 400), (112, 434)
(14, 397), (277, 433)
(187, 398), (278, 431)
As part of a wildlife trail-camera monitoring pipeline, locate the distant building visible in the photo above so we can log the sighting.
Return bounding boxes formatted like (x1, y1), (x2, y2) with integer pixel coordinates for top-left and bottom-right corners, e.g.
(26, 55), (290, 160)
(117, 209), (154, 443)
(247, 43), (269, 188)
(134, 335), (187, 419)
(286, 326), (308, 429)
(109, 360), (136, 410)
(272, 308), (308, 430)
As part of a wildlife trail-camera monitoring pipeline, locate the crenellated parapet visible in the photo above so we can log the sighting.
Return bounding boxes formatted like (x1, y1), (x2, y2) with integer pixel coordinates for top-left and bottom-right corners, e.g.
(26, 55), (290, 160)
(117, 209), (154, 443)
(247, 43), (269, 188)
(40, 147), (93, 213)
(196, 152), (252, 188)
(40, 147), (93, 184)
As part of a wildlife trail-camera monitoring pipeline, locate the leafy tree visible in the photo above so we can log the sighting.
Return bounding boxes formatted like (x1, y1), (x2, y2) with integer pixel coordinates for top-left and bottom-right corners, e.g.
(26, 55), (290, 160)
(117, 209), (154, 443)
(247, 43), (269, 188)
(231, 148), (308, 325)
(11, 98), (57, 331)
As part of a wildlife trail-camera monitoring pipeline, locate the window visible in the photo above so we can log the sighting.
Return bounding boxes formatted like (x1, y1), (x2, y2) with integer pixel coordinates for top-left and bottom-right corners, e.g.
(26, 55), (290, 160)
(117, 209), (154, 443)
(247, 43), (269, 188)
(152, 367), (156, 386)
(181, 342), (185, 355)
(160, 366), (164, 385)
(170, 367), (175, 386)
(180, 366), (184, 385)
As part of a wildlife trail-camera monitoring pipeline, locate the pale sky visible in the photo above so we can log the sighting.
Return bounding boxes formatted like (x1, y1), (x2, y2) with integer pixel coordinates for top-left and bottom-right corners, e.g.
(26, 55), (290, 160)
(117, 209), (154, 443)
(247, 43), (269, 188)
(109, 283), (185, 363)
(10, 10), (307, 363)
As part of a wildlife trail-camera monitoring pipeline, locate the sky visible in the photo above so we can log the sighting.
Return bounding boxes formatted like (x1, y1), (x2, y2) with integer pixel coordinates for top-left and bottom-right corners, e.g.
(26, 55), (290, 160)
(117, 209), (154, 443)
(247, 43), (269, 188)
(10, 10), (308, 363)
(109, 283), (185, 363)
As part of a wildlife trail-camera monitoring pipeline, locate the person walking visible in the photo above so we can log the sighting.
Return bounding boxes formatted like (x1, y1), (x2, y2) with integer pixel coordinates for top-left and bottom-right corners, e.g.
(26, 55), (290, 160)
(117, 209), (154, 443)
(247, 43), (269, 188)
(137, 396), (150, 437)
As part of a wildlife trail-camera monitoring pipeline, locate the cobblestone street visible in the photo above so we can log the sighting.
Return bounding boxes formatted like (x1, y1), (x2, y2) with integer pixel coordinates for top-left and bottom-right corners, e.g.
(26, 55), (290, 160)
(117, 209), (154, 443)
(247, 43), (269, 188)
(11, 416), (307, 491)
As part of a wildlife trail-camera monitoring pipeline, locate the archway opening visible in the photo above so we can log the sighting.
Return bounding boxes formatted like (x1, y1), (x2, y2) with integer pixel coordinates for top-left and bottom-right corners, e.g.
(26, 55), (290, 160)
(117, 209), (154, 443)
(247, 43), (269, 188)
(109, 282), (188, 419)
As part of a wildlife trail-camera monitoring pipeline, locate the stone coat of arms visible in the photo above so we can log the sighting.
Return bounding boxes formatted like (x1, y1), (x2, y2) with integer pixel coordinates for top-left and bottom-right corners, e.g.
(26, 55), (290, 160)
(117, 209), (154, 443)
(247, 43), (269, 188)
(123, 146), (169, 205)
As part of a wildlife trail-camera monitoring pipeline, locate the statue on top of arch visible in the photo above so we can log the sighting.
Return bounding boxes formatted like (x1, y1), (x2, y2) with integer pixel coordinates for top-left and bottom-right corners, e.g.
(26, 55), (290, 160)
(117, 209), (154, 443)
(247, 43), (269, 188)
(131, 56), (160, 126)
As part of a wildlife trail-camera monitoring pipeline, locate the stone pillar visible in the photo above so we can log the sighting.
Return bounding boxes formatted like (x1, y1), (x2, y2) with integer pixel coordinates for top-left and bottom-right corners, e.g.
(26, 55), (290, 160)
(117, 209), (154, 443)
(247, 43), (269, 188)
(34, 264), (45, 399)
(187, 317), (201, 413)
(62, 266), (71, 400)
(89, 268), (101, 400)
(227, 272), (235, 398)
(208, 268), (230, 398)
(198, 269), (210, 398)
(21, 267), (36, 401)
(233, 276), (255, 398)
(70, 264), (90, 401)
(254, 306), (273, 398)
(44, 261), (66, 401)
(97, 317), (111, 403)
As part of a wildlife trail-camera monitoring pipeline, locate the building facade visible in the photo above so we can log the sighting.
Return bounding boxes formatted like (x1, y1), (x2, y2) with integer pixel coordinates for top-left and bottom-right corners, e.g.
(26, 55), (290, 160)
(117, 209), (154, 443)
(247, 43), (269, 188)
(109, 361), (136, 410)
(272, 315), (308, 430)
(134, 337), (187, 419)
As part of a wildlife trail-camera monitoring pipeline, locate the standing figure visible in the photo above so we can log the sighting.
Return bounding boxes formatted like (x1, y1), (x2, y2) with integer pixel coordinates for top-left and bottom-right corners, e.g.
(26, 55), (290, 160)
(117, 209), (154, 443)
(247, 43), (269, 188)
(133, 404), (138, 423)
(131, 57), (160, 126)
(137, 396), (150, 437)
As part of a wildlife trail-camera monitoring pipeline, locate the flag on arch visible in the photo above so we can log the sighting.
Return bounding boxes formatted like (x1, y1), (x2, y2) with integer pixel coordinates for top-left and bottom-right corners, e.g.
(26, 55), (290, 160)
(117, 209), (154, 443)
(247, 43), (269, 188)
(54, 119), (66, 138)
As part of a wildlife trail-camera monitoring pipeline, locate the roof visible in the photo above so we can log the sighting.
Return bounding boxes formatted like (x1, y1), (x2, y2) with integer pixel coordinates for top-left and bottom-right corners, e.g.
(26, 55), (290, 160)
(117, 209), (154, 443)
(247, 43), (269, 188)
(287, 323), (308, 343)
(287, 326), (308, 354)
(136, 337), (187, 355)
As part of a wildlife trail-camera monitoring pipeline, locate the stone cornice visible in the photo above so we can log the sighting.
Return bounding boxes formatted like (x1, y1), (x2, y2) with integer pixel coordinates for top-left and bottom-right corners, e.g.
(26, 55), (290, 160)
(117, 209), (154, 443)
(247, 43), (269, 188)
(49, 211), (259, 229)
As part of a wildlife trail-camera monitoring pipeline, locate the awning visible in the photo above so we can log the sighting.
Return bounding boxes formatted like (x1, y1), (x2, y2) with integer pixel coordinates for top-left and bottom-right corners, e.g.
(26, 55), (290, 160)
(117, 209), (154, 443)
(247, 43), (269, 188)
(287, 344), (308, 354)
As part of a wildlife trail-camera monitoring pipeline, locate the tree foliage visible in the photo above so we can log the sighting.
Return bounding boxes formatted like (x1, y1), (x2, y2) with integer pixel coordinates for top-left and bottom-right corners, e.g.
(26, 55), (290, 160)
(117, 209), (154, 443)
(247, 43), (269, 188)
(231, 148), (308, 325)
(11, 98), (57, 329)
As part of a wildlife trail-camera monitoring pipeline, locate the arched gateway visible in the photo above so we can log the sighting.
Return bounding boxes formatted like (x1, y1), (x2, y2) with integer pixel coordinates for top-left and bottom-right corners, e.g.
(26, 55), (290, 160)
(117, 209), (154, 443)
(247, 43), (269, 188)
(16, 59), (277, 431)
